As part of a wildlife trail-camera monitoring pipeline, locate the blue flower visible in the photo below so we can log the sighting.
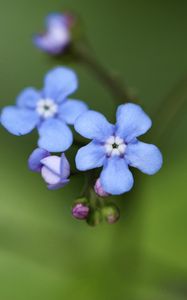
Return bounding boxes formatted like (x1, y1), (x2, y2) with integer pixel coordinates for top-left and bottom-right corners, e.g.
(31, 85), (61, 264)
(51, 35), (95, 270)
(33, 13), (74, 55)
(75, 103), (163, 195)
(28, 148), (70, 190)
(1, 67), (88, 152)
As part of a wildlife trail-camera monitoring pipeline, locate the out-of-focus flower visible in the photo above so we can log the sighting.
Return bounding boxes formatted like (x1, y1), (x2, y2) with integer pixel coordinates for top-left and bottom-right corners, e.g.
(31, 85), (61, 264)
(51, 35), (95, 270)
(72, 203), (90, 220)
(94, 178), (109, 197)
(28, 148), (70, 189)
(33, 13), (75, 55)
(1, 67), (88, 152)
(75, 103), (163, 195)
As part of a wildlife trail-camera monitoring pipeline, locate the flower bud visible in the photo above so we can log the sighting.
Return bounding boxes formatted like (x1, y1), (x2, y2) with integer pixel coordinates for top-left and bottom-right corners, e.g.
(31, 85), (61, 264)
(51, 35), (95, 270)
(94, 179), (109, 197)
(102, 204), (120, 224)
(40, 153), (70, 189)
(33, 12), (78, 56)
(28, 149), (70, 190)
(72, 203), (90, 220)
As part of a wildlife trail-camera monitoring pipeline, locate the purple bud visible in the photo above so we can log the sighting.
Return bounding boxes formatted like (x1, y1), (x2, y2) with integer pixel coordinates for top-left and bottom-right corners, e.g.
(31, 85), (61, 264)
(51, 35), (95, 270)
(94, 179), (110, 197)
(72, 203), (90, 220)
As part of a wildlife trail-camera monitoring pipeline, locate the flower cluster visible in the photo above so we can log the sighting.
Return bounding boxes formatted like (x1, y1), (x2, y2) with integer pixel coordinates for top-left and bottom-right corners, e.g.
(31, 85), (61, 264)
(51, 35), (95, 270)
(0, 12), (163, 225)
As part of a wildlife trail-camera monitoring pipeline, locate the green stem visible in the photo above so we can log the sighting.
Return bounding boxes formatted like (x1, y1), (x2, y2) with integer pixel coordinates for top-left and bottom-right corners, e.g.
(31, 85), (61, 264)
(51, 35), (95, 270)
(151, 74), (187, 143)
(71, 43), (132, 104)
(80, 170), (96, 198)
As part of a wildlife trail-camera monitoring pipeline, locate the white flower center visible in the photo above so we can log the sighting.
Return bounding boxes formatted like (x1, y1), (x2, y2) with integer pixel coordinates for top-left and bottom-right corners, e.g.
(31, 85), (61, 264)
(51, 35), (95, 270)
(105, 136), (126, 156)
(36, 98), (58, 119)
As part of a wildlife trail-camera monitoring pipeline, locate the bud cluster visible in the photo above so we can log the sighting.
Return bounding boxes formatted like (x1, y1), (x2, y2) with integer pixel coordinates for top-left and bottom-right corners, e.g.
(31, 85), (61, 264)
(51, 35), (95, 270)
(71, 196), (120, 226)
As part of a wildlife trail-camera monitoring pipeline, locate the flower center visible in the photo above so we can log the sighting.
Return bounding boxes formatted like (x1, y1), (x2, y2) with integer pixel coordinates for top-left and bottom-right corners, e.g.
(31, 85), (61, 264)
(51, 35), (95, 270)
(36, 98), (58, 119)
(105, 136), (126, 157)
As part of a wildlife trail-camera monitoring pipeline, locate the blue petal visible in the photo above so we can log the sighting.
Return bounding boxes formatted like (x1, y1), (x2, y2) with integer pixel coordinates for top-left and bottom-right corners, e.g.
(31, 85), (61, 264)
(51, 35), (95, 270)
(100, 156), (134, 195)
(28, 148), (50, 172)
(17, 88), (41, 108)
(126, 140), (163, 175)
(45, 13), (65, 27)
(59, 99), (88, 125)
(76, 141), (105, 171)
(38, 118), (73, 152)
(75, 110), (114, 141)
(33, 35), (60, 54)
(60, 153), (70, 178)
(40, 155), (61, 176)
(1, 106), (39, 135)
(47, 179), (69, 190)
(43, 67), (78, 102)
(116, 103), (152, 142)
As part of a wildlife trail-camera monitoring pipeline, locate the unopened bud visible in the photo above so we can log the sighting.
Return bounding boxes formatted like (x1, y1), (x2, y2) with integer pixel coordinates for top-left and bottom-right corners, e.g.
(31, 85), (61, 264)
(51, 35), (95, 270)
(94, 179), (109, 197)
(72, 202), (90, 220)
(102, 204), (120, 224)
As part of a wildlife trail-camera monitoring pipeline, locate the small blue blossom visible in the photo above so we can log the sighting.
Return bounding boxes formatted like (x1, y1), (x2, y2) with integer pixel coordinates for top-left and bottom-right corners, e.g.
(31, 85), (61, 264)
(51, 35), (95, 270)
(75, 103), (163, 195)
(33, 13), (74, 55)
(28, 148), (70, 190)
(1, 67), (88, 152)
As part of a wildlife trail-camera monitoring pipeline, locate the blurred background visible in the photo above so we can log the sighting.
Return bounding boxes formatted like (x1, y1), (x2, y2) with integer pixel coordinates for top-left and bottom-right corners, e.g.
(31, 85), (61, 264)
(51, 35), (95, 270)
(0, 0), (187, 299)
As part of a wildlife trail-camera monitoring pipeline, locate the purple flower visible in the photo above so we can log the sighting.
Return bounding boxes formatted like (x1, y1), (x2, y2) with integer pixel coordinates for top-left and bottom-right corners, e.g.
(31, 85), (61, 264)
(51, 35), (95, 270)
(72, 203), (90, 220)
(28, 148), (70, 190)
(33, 13), (74, 55)
(75, 103), (163, 195)
(1, 67), (88, 152)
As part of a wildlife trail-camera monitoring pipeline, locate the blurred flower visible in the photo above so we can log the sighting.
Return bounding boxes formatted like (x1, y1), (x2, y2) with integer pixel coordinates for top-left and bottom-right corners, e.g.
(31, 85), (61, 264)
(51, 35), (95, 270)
(33, 13), (75, 55)
(102, 204), (120, 224)
(75, 103), (163, 195)
(72, 203), (90, 220)
(28, 148), (70, 189)
(1, 67), (88, 152)
(94, 178), (109, 197)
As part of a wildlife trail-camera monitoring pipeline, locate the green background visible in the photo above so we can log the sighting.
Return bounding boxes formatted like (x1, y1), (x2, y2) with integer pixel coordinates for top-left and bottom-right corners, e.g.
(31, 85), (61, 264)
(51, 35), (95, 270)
(0, 0), (187, 299)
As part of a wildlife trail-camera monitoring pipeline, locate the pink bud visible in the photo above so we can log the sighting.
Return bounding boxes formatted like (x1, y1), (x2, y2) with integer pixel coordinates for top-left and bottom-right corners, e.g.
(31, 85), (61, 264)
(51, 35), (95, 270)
(94, 179), (109, 197)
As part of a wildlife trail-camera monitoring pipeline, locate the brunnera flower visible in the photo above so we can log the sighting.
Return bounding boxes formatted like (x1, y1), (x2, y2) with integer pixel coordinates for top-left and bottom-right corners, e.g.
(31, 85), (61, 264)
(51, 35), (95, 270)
(75, 103), (163, 195)
(1, 67), (88, 152)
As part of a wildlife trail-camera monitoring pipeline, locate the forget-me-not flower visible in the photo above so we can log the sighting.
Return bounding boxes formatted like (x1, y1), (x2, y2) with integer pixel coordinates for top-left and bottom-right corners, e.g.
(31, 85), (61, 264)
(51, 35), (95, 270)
(1, 67), (88, 152)
(33, 13), (74, 55)
(75, 103), (163, 195)
(28, 148), (70, 190)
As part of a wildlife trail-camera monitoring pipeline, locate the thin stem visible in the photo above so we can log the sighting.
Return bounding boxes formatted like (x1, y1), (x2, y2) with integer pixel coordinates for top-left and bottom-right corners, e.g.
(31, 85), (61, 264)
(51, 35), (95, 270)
(71, 43), (132, 104)
(80, 170), (96, 198)
(150, 74), (187, 143)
